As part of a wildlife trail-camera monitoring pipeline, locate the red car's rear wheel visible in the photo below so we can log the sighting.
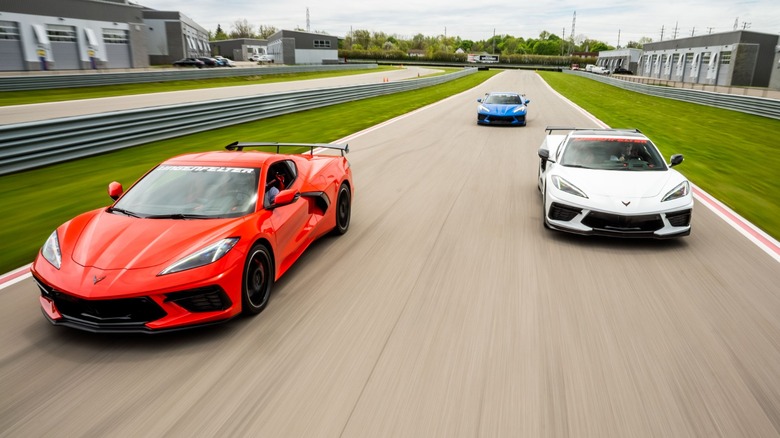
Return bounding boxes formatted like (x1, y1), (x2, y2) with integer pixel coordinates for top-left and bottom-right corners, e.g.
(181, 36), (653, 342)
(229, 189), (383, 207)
(333, 183), (351, 235)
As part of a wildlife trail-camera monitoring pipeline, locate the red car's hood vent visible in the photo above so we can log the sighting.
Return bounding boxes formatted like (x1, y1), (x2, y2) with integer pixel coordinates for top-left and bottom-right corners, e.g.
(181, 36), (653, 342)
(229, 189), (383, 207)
(70, 211), (233, 270)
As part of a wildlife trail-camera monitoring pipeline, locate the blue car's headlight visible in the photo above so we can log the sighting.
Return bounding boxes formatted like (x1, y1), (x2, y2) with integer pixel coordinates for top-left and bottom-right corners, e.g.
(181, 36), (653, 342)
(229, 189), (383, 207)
(551, 175), (588, 198)
(512, 105), (526, 113)
(478, 105), (490, 113)
(41, 230), (62, 270)
(159, 238), (239, 275)
(662, 181), (690, 202)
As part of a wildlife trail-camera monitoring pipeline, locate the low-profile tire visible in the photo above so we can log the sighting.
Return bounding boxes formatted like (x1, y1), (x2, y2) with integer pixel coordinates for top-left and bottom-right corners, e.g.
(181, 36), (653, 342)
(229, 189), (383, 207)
(333, 183), (351, 235)
(542, 191), (551, 230)
(241, 243), (274, 315)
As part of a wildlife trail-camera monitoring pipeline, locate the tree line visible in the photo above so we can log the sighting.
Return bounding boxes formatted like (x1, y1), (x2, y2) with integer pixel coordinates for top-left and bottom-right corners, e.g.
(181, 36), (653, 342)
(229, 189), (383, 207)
(209, 18), (652, 65)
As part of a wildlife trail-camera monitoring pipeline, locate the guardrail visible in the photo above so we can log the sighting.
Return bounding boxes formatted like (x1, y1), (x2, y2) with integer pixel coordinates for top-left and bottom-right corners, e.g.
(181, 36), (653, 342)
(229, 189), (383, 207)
(0, 64), (378, 91)
(0, 68), (476, 176)
(564, 70), (780, 120)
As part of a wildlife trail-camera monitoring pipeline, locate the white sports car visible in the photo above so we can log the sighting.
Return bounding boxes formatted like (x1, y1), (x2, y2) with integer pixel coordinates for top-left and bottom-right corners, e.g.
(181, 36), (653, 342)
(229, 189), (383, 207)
(537, 127), (693, 238)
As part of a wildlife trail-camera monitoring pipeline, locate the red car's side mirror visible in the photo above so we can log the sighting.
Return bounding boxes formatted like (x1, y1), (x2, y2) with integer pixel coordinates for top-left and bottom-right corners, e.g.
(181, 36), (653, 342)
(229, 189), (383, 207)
(108, 181), (123, 201)
(272, 189), (300, 207)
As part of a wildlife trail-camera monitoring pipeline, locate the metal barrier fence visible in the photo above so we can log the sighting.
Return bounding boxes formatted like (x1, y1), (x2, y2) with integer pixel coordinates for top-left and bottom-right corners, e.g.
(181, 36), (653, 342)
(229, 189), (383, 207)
(565, 70), (780, 120)
(0, 68), (476, 176)
(0, 64), (378, 91)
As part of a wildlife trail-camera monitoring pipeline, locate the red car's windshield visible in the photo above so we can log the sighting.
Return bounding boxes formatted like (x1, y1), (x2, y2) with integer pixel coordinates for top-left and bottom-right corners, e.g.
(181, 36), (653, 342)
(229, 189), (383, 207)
(113, 165), (260, 218)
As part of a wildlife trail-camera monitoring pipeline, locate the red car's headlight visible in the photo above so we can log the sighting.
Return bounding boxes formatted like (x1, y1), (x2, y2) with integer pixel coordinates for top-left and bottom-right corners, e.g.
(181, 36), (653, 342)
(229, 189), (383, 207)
(41, 230), (62, 270)
(159, 238), (239, 276)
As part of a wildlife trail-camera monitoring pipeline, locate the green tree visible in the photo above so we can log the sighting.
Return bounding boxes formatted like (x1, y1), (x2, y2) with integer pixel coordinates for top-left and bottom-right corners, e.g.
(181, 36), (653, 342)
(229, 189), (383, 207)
(411, 33), (426, 50)
(352, 29), (371, 49)
(257, 25), (278, 39)
(229, 19), (255, 38)
(213, 24), (228, 41)
(459, 40), (474, 52)
(532, 39), (560, 55)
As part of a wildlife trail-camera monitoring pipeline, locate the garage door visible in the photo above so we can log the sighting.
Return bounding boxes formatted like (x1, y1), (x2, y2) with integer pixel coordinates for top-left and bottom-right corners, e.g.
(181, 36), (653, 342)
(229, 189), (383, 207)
(0, 21), (24, 71)
(103, 29), (131, 69)
(47, 25), (80, 70)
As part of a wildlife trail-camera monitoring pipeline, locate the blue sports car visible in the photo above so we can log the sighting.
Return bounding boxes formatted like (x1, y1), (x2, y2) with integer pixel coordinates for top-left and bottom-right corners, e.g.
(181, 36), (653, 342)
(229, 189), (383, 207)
(477, 92), (531, 126)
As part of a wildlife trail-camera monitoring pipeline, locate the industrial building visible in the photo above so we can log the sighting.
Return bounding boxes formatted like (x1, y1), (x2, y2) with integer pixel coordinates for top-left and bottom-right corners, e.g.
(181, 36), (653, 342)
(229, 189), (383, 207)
(209, 38), (268, 62)
(266, 30), (339, 65)
(637, 30), (780, 88)
(0, 0), (342, 70)
(0, 0), (148, 70)
(142, 8), (209, 66)
(596, 48), (643, 74)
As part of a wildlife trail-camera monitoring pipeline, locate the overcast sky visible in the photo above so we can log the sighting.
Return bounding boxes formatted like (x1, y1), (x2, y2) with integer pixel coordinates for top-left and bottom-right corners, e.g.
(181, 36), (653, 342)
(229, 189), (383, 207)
(137, 0), (779, 46)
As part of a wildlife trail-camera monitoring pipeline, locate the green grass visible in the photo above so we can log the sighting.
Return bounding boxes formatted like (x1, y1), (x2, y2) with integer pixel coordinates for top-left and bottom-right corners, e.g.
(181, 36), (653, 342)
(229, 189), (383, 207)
(537, 71), (780, 242)
(0, 70), (500, 274)
(0, 66), (401, 106)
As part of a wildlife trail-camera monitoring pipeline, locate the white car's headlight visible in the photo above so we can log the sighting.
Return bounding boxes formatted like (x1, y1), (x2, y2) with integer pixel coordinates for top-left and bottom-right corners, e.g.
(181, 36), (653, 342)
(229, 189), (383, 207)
(662, 181), (690, 202)
(159, 238), (239, 275)
(41, 230), (62, 269)
(551, 175), (588, 198)
(478, 105), (490, 112)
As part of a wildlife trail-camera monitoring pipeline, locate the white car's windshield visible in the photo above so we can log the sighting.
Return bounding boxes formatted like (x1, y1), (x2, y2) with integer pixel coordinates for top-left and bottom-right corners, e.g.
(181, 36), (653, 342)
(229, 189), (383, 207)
(560, 137), (666, 171)
(112, 165), (260, 218)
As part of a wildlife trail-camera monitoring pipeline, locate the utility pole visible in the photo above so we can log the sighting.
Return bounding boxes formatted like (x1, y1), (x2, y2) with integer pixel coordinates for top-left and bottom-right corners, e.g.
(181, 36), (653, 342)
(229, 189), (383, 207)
(569, 11), (576, 55)
(691, 27), (696, 37)
(733, 17), (738, 30)
(306, 7), (310, 32)
(673, 21), (679, 39)
(492, 28), (496, 54)
(617, 29), (621, 48)
(562, 27), (566, 55)
(660, 25), (665, 41)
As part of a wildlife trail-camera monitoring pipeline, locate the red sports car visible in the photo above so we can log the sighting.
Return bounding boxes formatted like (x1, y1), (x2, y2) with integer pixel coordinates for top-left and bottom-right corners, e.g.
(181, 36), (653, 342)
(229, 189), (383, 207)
(31, 143), (353, 333)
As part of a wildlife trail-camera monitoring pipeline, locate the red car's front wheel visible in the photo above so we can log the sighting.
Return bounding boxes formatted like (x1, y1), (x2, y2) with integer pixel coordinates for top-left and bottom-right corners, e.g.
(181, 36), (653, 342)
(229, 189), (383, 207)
(242, 243), (274, 315)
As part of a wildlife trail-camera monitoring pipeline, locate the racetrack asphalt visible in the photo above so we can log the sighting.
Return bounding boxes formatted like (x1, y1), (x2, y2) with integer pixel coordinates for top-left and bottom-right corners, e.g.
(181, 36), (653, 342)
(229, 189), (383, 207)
(2, 70), (780, 437)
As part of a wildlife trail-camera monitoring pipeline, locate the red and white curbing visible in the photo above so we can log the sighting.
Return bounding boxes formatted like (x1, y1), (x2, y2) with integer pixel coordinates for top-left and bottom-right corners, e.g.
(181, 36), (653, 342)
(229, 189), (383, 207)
(0, 264), (32, 289)
(691, 185), (780, 263)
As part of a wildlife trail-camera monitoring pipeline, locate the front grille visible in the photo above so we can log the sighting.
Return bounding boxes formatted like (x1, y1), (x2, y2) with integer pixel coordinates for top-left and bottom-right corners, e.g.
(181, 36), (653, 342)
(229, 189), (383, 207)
(477, 114), (488, 121)
(165, 286), (231, 312)
(582, 211), (664, 233)
(488, 115), (518, 124)
(549, 202), (582, 221)
(666, 209), (692, 227)
(35, 277), (167, 326)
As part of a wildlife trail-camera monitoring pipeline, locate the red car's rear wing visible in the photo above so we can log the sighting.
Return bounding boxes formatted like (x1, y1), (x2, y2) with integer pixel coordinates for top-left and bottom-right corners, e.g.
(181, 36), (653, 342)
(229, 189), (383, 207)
(225, 142), (349, 156)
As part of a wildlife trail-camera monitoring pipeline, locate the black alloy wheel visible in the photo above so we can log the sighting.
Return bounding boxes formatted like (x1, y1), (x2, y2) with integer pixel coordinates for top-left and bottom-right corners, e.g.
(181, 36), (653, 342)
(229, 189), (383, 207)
(333, 183), (351, 235)
(242, 243), (274, 315)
